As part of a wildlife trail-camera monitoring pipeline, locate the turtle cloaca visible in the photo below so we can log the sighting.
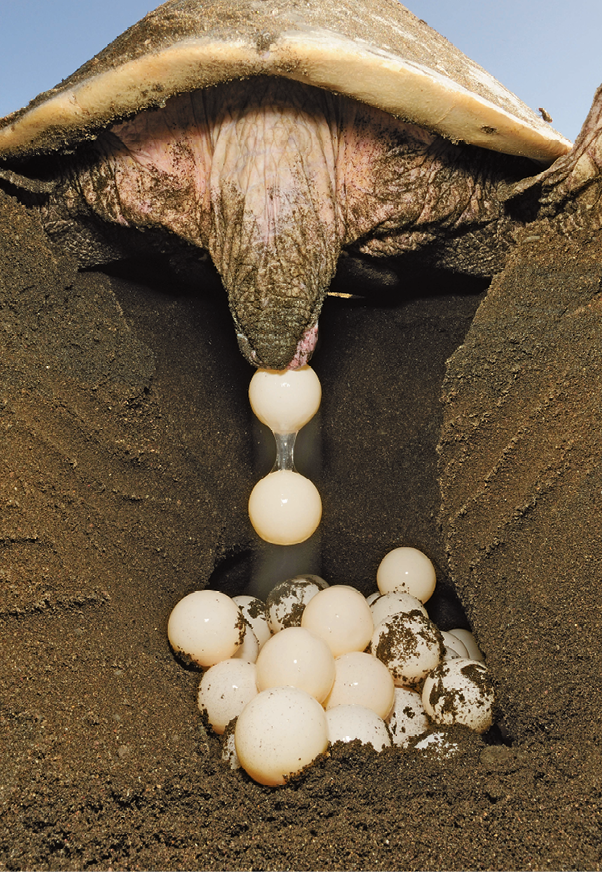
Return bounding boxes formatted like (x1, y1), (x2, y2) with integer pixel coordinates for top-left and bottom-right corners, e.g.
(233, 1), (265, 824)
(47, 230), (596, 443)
(0, 0), (591, 370)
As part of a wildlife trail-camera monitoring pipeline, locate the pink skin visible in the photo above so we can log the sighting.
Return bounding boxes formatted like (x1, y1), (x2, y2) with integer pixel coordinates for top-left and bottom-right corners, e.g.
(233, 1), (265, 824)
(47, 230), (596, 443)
(237, 321), (318, 369)
(66, 79), (445, 367)
(289, 323), (319, 369)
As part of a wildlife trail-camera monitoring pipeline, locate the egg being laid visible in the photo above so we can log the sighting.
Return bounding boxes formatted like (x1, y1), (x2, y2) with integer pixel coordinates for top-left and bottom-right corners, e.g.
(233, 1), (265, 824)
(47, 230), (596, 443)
(248, 366), (321, 434)
(248, 470), (322, 545)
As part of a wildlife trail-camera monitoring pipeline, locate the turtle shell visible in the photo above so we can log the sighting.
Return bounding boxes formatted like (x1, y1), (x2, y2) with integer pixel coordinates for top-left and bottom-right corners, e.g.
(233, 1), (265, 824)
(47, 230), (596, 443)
(0, 0), (571, 163)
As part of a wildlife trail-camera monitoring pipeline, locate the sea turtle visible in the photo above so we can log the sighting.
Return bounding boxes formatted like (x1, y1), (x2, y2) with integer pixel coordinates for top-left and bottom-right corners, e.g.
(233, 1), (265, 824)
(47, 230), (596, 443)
(0, 0), (591, 370)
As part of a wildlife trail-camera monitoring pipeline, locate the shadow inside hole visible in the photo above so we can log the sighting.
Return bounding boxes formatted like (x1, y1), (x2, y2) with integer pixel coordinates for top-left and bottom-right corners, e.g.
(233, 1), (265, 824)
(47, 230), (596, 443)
(207, 549), (255, 599)
(107, 248), (487, 646)
(425, 583), (471, 632)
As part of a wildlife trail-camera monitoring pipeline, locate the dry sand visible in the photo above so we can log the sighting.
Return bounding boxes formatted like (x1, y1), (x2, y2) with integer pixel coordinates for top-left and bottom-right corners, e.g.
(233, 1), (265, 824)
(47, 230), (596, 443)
(1, 187), (601, 870)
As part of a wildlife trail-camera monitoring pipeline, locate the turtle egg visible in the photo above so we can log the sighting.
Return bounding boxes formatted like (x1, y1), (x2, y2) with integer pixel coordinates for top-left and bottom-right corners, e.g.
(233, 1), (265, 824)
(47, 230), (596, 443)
(376, 547), (437, 603)
(248, 470), (322, 545)
(326, 705), (391, 752)
(167, 590), (244, 668)
(447, 628), (484, 662)
(324, 651), (395, 719)
(266, 577), (324, 633)
(370, 591), (429, 626)
(221, 721), (241, 770)
(235, 686), (328, 786)
(371, 612), (443, 687)
(441, 630), (469, 661)
(290, 573), (329, 590)
(387, 687), (430, 747)
(422, 659), (494, 733)
(249, 366), (321, 434)
(232, 619), (260, 662)
(414, 730), (460, 758)
(301, 585), (374, 657)
(255, 627), (335, 703)
(197, 659), (258, 735)
(232, 595), (272, 648)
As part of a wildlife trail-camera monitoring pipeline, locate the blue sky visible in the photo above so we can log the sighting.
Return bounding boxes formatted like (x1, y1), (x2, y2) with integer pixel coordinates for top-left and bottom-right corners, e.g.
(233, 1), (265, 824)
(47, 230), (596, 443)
(0, 0), (600, 142)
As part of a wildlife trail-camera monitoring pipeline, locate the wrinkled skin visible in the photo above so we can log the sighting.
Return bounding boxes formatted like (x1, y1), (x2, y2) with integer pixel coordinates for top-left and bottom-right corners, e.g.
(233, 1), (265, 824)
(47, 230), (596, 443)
(6, 78), (601, 368)
(32, 77), (537, 369)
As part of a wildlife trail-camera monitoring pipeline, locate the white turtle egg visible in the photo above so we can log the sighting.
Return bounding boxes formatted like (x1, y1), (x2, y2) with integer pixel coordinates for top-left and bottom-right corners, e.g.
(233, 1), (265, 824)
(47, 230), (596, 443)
(249, 366), (321, 434)
(235, 686), (328, 786)
(371, 612), (443, 687)
(248, 470), (322, 545)
(255, 627), (335, 703)
(289, 573), (329, 590)
(365, 592), (381, 606)
(376, 547), (437, 603)
(387, 687), (430, 747)
(422, 659), (494, 733)
(197, 659), (258, 735)
(326, 705), (391, 752)
(221, 721), (241, 770)
(232, 595), (272, 648)
(441, 631), (469, 660)
(266, 577), (323, 633)
(414, 730), (460, 758)
(323, 651), (395, 719)
(447, 628), (485, 662)
(301, 585), (374, 657)
(370, 591), (429, 626)
(232, 620), (260, 662)
(167, 590), (244, 668)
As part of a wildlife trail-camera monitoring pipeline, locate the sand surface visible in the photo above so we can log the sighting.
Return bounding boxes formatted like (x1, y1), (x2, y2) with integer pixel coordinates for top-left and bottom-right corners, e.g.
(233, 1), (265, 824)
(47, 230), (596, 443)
(1, 187), (602, 870)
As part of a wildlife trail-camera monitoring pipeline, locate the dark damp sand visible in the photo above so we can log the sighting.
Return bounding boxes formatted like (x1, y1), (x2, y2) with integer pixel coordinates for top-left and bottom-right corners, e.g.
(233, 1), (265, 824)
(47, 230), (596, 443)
(1, 187), (601, 870)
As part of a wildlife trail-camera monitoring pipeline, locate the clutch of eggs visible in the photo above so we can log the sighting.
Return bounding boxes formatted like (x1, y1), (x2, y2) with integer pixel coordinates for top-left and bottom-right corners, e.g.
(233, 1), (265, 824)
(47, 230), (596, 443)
(168, 550), (491, 786)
